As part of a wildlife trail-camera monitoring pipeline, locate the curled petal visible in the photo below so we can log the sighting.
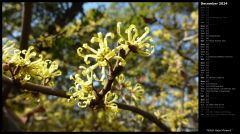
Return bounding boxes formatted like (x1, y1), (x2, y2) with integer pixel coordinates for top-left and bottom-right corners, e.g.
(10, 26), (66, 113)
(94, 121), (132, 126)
(134, 83), (143, 90)
(117, 74), (125, 83)
(84, 54), (97, 64)
(22, 50), (27, 54)
(28, 54), (43, 65)
(82, 69), (89, 76)
(136, 27), (150, 43)
(90, 37), (101, 44)
(25, 46), (36, 61)
(104, 32), (115, 48)
(137, 46), (155, 57)
(117, 22), (123, 37)
(132, 28), (139, 41)
(97, 32), (104, 48)
(86, 71), (93, 84)
(117, 38), (125, 45)
(90, 63), (99, 71)
(138, 43), (150, 49)
(69, 86), (75, 93)
(93, 73), (100, 81)
(79, 66), (87, 70)
(78, 101), (88, 108)
(121, 44), (129, 51)
(49, 61), (59, 73)
(14, 50), (21, 55)
(70, 75), (74, 80)
(97, 32), (103, 40)
(114, 56), (126, 67)
(125, 26), (132, 42)
(52, 70), (62, 77)
(77, 47), (84, 57)
(74, 74), (84, 84)
(149, 45), (155, 54)
(138, 36), (153, 45)
(105, 92), (118, 104)
(83, 43), (97, 54)
(24, 74), (31, 81)
(100, 66), (106, 81)
(98, 61), (107, 67)
(126, 24), (137, 42)
(138, 51), (150, 57)
(105, 51), (115, 60)
(106, 103), (118, 113)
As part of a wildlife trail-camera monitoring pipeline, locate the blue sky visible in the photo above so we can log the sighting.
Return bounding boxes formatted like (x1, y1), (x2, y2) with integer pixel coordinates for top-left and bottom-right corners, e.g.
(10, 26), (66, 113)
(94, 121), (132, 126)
(83, 2), (111, 12)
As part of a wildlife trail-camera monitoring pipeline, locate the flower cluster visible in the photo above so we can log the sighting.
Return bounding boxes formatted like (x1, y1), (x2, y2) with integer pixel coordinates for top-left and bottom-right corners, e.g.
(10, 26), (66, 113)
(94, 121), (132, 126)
(77, 32), (126, 81)
(69, 22), (154, 116)
(104, 91), (119, 121)
(116, 74), (144, 103)
(117, 22), (155, 56)
(68, 68), (96, 108)
(2, 39), (61, 85)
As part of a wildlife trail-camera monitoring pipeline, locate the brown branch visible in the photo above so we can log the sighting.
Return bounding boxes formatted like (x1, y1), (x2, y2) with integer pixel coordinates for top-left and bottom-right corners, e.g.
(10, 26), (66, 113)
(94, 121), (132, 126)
(92, 49), (127, 106)
(116, 103), (171, 132)
(2, 75), (69, 98)
(3, 106), (24, 132)
(2, 74), (171, 132)
(20, 2), (32, 50)
(105, 58), (114, 77)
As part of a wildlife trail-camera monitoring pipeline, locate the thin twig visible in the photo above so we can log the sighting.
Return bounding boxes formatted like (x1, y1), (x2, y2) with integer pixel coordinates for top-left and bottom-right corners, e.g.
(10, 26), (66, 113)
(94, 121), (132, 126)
(176, 34), (198, 64)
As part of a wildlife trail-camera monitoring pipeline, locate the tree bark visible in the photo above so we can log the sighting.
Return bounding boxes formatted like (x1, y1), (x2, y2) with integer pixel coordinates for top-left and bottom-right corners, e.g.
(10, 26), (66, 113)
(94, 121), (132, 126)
(116, 103), (171, 132)
(20, 2), (32, 50)
(2, 74), (171, 132)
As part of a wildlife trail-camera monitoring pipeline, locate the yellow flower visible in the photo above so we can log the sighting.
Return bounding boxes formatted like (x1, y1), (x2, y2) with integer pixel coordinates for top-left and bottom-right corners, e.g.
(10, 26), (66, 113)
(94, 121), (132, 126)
(116, 73), (132, 89)
(2, 40), (18, 63)
(68, 22), (155, 113)
(69, 67), (96, 108)
(117, 22), (155, 56)
(104, 91), (119, 118)
(116, 74), (144, 102)
(131, 83), (144, 101)
(2, 41), (61, 84)
(104, 91), (118, 104)
(77, 32), (126, 81)
(41, 60), (62, 79)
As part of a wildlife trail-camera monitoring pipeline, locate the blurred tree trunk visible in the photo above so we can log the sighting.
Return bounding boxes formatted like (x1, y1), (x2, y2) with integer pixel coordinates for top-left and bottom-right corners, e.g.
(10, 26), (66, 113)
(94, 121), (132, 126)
(2, 107), (24, 132)
(20, 2), (32, 50)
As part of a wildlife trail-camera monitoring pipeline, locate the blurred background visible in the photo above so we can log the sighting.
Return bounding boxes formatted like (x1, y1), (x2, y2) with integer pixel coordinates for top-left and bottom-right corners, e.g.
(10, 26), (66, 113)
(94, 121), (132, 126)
(2, 2), (198, 132)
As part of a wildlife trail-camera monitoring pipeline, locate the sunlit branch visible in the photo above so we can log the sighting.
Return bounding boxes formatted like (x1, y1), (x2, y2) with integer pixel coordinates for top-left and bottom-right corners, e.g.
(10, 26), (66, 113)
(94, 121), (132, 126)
(116, 102), (171, 132)
(2, 74), (171, 132)
(3, 75), (69, 98)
